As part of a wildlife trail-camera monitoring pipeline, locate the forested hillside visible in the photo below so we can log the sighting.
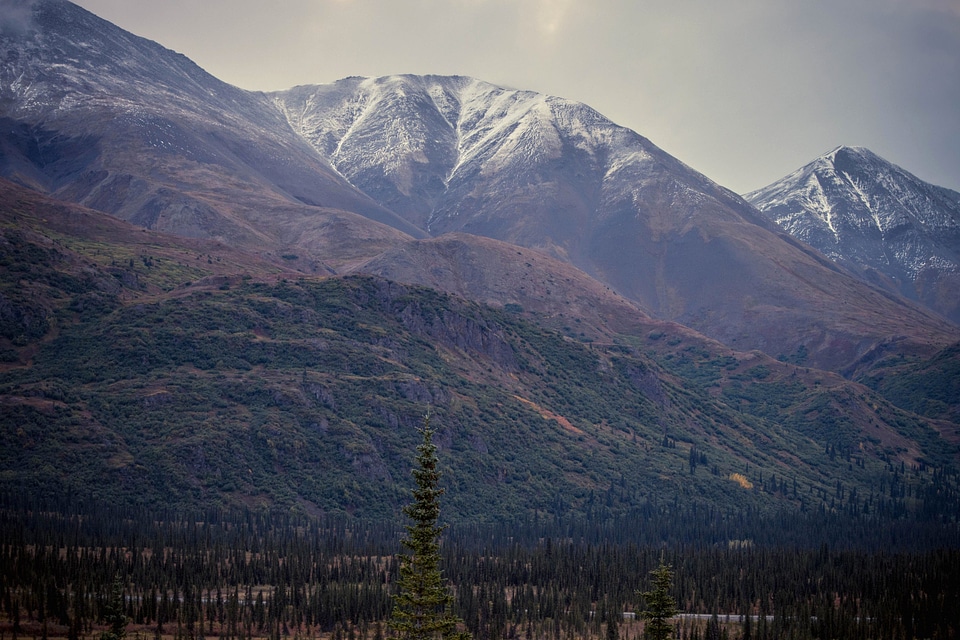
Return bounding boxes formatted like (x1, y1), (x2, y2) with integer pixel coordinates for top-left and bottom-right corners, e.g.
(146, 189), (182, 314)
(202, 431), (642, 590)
(4, 270), (959, 519)
(3, 202), (958, 636)
(2, 183), (959, 521)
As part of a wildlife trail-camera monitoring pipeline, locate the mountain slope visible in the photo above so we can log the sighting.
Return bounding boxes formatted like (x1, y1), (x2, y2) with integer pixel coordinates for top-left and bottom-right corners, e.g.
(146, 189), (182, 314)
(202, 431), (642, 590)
(745, 146), (960, 323)
(353, 232), (658, 341)
(2, 179), (957, 519)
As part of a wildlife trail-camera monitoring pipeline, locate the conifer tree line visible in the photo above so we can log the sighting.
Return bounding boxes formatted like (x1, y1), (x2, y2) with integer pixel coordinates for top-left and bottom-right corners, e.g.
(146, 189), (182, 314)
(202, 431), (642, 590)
(1, 493), (957, 640)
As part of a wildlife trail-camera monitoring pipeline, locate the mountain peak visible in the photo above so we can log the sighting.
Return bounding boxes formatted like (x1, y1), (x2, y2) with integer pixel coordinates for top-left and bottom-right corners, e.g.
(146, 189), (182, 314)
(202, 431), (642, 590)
(821, 145), (892, 171)
(747, 147), (960, 322)
(827, 144), (870, 156)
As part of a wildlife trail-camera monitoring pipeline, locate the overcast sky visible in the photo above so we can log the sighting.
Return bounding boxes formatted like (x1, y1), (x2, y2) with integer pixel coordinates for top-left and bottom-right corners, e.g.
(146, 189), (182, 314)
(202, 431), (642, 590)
(72, 0), (960, 194)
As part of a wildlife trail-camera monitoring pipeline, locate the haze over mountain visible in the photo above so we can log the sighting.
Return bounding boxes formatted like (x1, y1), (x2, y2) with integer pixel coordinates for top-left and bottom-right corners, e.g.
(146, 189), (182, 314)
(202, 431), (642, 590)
(745, 146), (960, 324)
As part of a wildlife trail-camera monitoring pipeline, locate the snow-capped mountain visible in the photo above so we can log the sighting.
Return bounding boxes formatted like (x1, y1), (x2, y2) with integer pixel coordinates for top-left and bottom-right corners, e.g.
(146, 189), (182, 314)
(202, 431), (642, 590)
(745, 146), (960, 323)
(1, 1), (957, 372)
(0, 0), (421, 257)
(274, 75), (759, 260)
(273, 77), (959, 369)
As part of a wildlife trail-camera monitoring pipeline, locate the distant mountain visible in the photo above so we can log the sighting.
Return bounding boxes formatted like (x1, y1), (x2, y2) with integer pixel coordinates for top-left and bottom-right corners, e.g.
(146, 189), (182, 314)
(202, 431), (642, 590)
(1, 1), (958, 375)
(274, 78), (959, 371)
(745, 146), (960, 323)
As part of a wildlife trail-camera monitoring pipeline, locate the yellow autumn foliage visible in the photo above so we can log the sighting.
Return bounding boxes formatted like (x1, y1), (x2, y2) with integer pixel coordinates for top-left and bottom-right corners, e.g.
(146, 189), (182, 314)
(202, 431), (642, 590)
(729, 473), (754, 489)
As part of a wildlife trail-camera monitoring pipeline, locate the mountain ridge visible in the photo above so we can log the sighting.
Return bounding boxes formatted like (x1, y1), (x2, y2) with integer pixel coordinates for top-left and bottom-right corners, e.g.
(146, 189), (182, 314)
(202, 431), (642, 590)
(0, 0), (426, 248)
(0, 2), (957, 376)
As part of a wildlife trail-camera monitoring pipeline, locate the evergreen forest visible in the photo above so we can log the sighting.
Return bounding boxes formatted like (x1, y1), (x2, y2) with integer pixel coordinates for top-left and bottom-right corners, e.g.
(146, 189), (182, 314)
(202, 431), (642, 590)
(1, 494), (957, 640)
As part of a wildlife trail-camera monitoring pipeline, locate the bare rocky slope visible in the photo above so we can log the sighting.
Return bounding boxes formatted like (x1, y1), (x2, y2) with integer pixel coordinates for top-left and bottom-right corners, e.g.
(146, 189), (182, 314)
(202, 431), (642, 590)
(0, 0), (420, 268)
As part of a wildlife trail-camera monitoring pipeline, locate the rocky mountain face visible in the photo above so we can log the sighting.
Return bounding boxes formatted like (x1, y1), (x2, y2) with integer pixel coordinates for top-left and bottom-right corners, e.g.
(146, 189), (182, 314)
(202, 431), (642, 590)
(745, 146), (960, 323)
(1, 1), (957, 376)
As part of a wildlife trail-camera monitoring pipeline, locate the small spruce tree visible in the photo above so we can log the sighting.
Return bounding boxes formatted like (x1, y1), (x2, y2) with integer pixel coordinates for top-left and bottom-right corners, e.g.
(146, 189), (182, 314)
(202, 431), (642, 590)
(100, 574), (128, 640)
(638, 561), (678, 640)
(389, 416), (469, 640)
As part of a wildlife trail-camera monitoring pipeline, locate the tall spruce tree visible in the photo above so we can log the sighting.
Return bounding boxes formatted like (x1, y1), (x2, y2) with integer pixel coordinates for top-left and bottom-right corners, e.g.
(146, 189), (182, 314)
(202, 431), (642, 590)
(390, 416), (469, 640)
(639, 561), (678, 640)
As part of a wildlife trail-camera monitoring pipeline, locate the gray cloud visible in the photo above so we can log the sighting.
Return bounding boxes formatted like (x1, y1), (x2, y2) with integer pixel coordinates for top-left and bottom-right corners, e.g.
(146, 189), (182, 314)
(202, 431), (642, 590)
(72, 0), (960, 193)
